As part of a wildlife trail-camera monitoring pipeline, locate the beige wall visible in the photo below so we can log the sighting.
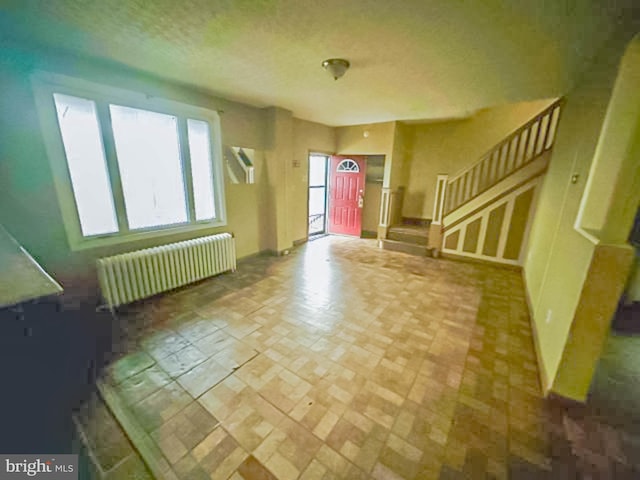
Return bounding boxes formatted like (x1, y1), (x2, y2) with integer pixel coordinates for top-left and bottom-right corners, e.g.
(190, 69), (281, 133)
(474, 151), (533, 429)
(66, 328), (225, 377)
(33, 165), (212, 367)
(263, 107), (294, 253)
(389, 123), (412, 192)
(577, 37), (640, 245)
(292, 119), (335, 242)
(403, 98), (557, 220)
(225, 150), (271, 258)
(335, 122), (396, 157)
(551, 244), (634, 399)
(524, 28), (640, 399)
(362, 182), (382, 234)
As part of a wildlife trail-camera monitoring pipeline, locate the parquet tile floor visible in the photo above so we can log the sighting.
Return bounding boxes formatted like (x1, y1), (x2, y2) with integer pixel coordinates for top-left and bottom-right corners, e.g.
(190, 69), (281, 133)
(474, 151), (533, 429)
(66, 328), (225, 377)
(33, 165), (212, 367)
(79, 236), (640, 479)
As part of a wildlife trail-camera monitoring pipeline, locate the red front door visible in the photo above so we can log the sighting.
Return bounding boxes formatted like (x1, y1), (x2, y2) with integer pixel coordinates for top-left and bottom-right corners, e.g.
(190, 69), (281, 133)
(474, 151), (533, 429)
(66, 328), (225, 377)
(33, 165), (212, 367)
(328, 155), (367, 236)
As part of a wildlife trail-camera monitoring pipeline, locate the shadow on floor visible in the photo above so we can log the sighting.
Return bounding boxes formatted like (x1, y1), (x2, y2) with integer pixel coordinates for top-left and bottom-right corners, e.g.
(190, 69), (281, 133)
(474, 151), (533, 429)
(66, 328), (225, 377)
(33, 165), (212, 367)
(542, 300), (640, 478)
(0, 298), (126, 479)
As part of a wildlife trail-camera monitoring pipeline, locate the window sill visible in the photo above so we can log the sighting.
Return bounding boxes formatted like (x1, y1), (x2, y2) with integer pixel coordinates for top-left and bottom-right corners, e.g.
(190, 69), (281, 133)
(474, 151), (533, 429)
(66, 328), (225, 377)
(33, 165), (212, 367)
(68, 220), (227, 251)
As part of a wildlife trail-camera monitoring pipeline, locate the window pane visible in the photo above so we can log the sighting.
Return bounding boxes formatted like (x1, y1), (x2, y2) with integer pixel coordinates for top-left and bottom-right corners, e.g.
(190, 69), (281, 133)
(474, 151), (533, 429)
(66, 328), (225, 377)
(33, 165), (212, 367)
(309, 187), (326, 215)
(187, 119), (216, 220)
(309, 155), (327, 186)
(53, 93), (118, 236)
(110, 105), (187, 229)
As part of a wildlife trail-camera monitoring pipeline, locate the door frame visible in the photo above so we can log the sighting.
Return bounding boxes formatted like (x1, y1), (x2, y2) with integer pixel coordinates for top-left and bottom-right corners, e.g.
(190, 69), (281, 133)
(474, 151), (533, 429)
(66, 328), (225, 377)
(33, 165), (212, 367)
(307, 152), (330, 237)
(327, 155), (367, 237)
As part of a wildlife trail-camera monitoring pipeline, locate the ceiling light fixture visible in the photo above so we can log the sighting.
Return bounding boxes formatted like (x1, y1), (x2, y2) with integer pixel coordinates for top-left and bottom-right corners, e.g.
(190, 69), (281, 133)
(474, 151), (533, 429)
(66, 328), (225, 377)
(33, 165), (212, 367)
(322, 58), (350, 80)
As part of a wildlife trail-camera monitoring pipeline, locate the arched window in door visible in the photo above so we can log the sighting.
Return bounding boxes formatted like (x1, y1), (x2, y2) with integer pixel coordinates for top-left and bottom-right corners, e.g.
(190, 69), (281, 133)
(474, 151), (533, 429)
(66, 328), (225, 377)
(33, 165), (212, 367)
(336, 159), (360, 173)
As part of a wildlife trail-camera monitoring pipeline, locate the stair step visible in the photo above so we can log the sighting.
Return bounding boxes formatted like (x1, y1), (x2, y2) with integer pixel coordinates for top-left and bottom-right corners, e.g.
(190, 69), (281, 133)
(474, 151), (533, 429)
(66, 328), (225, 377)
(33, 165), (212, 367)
(387, 224), (429, 245)
(382, 239), (433, 257)
(387, 231), (429, 245)
(401, 217), (431, 227)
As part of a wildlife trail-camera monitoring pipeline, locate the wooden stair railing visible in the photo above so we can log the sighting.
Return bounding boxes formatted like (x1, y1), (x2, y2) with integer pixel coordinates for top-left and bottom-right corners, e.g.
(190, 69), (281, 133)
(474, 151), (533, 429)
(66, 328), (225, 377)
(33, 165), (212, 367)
(443, 99), (563, 216)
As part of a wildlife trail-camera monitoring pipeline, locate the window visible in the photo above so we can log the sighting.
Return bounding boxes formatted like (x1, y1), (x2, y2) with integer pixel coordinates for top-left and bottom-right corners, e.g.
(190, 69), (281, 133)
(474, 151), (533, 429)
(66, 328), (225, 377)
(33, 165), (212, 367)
(336, 159), (360, 173)
(32, 72), (226, 250)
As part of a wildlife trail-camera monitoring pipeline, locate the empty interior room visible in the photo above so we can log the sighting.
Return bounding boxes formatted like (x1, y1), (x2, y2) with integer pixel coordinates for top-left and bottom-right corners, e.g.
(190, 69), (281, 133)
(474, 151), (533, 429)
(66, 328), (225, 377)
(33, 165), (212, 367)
(2, 2), (640, 479)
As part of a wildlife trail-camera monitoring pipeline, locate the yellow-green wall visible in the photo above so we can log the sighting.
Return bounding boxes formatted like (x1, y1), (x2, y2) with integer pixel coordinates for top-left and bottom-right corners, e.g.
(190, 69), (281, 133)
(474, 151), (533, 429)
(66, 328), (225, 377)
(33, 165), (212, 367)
(362, 183), (382, 234)
(0, 45), (267, 262)
(292, 119), (335, 243)
(403, 98), (556, 220)
(335, 122), (398, 231)
(335, 122), (396, 157)
(389, 123), (412, 192)
(0, 45), (335, 292)
(524, 28), (640, 398)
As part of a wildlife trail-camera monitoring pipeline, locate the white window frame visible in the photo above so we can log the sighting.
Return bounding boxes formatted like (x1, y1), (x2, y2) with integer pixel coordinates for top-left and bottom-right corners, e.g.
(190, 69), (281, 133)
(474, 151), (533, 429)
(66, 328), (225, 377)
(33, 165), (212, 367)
(31, 71), (227, 251)
(336, 158), (360, 173)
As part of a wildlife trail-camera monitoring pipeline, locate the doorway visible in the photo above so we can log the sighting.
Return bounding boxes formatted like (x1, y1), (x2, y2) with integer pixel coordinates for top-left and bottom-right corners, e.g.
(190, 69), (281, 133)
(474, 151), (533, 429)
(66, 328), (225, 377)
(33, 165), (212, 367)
(308, 154), (329, 236)
(328, 155), (367, 236)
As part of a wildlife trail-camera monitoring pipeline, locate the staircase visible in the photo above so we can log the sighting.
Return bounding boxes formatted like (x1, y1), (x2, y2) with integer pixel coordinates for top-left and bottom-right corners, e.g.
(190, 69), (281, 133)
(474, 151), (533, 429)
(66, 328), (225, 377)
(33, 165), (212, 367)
(433, 99), (563, 266)
(382, 220), (433, 256)
(380, 99), (563, 264)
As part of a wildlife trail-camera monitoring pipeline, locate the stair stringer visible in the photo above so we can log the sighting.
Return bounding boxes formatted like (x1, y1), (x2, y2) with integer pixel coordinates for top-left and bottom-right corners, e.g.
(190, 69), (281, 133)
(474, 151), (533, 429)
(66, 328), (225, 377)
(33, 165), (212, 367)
(441, 169), (546, 266)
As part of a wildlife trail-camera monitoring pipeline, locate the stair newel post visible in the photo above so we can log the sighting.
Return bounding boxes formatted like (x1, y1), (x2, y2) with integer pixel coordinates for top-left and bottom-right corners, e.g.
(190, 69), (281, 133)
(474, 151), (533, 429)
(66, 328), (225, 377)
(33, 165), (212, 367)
(377, 187), (405, 246)
(391, 187), (405, 227)
(378, 187), (392, 245)
(429, 174), (448, 252)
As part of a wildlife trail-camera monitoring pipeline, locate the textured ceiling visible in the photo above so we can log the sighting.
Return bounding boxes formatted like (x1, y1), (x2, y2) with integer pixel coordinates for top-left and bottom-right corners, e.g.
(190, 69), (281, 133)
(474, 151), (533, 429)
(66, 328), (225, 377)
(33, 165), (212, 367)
(0, 1), (629, 126)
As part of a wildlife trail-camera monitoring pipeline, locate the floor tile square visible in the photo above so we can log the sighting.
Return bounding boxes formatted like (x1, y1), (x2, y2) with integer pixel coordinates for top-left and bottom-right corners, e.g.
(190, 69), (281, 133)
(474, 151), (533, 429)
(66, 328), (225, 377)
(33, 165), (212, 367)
(177, 356), (232, 398)
(173, 426), (248, 480)
(130, 381), (192, 433)
(112, 364), (172, 406)
(156, 344), (208, 378)
(142, 330), (191, 362)
(174, 317), (221, 343)
(108, 351), (156, 384)
(150, 402), (219, 465)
